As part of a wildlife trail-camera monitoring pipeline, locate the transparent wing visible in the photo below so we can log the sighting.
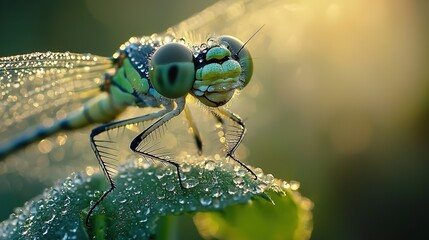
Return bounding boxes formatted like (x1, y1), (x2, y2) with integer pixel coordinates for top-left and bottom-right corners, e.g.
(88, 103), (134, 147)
(0, 52), (114, 182)
(0, 52), (113, 142)
(172, 0), (300, 46)
(172, 0), (272, 35)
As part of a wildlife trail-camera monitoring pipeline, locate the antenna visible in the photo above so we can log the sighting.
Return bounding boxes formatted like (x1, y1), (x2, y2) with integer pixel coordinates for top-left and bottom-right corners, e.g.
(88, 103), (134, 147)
(236, 24), (265, 56)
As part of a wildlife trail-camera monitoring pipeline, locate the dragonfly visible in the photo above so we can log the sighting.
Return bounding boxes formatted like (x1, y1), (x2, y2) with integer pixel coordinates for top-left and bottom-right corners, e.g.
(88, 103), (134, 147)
(0, 0), (296, 225)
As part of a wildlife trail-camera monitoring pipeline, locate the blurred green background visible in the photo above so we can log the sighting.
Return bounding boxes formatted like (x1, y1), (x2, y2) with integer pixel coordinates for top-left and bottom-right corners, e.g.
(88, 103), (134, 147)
(1, 0), (428, 239)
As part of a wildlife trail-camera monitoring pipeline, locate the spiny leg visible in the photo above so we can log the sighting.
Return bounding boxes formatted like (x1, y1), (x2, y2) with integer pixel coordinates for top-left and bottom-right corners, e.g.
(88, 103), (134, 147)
(183, 105), (203, 155)
(210, 109), (224, 125)
(130, 98), (186, 189)
(86, 106), (172, 227)
(216, 108), (257, 180)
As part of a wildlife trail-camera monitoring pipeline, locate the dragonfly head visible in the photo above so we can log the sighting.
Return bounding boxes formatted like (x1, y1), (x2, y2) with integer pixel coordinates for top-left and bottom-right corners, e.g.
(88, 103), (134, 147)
(149, 36), (253, 107)
(191, 36), (253, 107)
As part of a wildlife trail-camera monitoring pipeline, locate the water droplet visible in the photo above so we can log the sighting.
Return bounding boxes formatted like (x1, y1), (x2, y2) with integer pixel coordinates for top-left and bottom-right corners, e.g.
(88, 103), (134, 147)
(282, 181), (290, 189)
(290, 180), (300, 190)
(200, 196), (212, 206)
(235, 168), (246, 176)
(182, 163), (191, 172)
(165, 182), (176, 192)
(253, 168), (264, 178)
(119, 198), (127, 203)
(42, 226), (50, 235)
(139, 216), (148, 223)
(183, 177), (199, 189)
(157, 192), (166, 200)
(165, 167), (173, 175)
(262, 174), (274, 184)
(64, 198), (71, 207)
(204, 160), (216, 171)
(228, 187), (237, 195)
(233, 176), (244, 185)
(155, 168), (165, 179)
(212, 198), (221, 208)
(44, 214), (56, 224)
(212, 187), (223, 198)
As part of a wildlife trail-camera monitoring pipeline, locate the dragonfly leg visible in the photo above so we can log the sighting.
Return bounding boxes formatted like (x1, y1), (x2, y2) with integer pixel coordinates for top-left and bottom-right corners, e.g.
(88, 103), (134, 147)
(130, 98), (186, 189)
(183, 105), (203, 155)
(217, 108), (257, 180)
(86, 105), (172, 227)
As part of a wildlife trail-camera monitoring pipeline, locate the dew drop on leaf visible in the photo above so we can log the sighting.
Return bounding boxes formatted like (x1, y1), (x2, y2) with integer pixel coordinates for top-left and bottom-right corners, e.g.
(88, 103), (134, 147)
(204, 160), (216, 171)
(233, 176), (244, 186)
(290, 180), (301, 190)
(212, 187), (223, 198)
(165, 182), (176, 192)
(236, 169), (246, 177)
(183, 177), (199, 189)
(182, 163), (191, 173)
(200, 196), (212, 206)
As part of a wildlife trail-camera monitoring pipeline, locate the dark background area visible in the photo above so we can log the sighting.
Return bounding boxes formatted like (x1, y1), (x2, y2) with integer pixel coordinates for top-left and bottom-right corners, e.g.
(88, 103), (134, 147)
(1, 0), (428, 239)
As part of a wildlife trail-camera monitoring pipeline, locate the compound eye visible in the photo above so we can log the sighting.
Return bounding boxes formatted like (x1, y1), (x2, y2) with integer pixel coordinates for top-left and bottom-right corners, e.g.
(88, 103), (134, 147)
(149, 43), (195, 98)
(219, 35), (253, 88)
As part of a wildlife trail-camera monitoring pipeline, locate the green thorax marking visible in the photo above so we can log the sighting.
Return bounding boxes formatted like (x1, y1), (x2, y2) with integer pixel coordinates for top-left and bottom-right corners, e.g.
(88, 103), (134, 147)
(123, 58), (149, 94)
(110, 58), (150, 106)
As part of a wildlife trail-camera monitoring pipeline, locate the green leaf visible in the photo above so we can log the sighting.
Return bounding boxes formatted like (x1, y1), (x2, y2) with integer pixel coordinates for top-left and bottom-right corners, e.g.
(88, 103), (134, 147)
(0, 157), (312, 239)
(193, 184), (313, 240)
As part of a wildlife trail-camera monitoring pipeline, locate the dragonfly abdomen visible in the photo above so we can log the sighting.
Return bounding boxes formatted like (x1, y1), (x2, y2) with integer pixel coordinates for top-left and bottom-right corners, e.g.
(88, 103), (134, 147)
(0, 121), (62, 159)
(0, 92), (127, 159)
(63, 92), (126, 129)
